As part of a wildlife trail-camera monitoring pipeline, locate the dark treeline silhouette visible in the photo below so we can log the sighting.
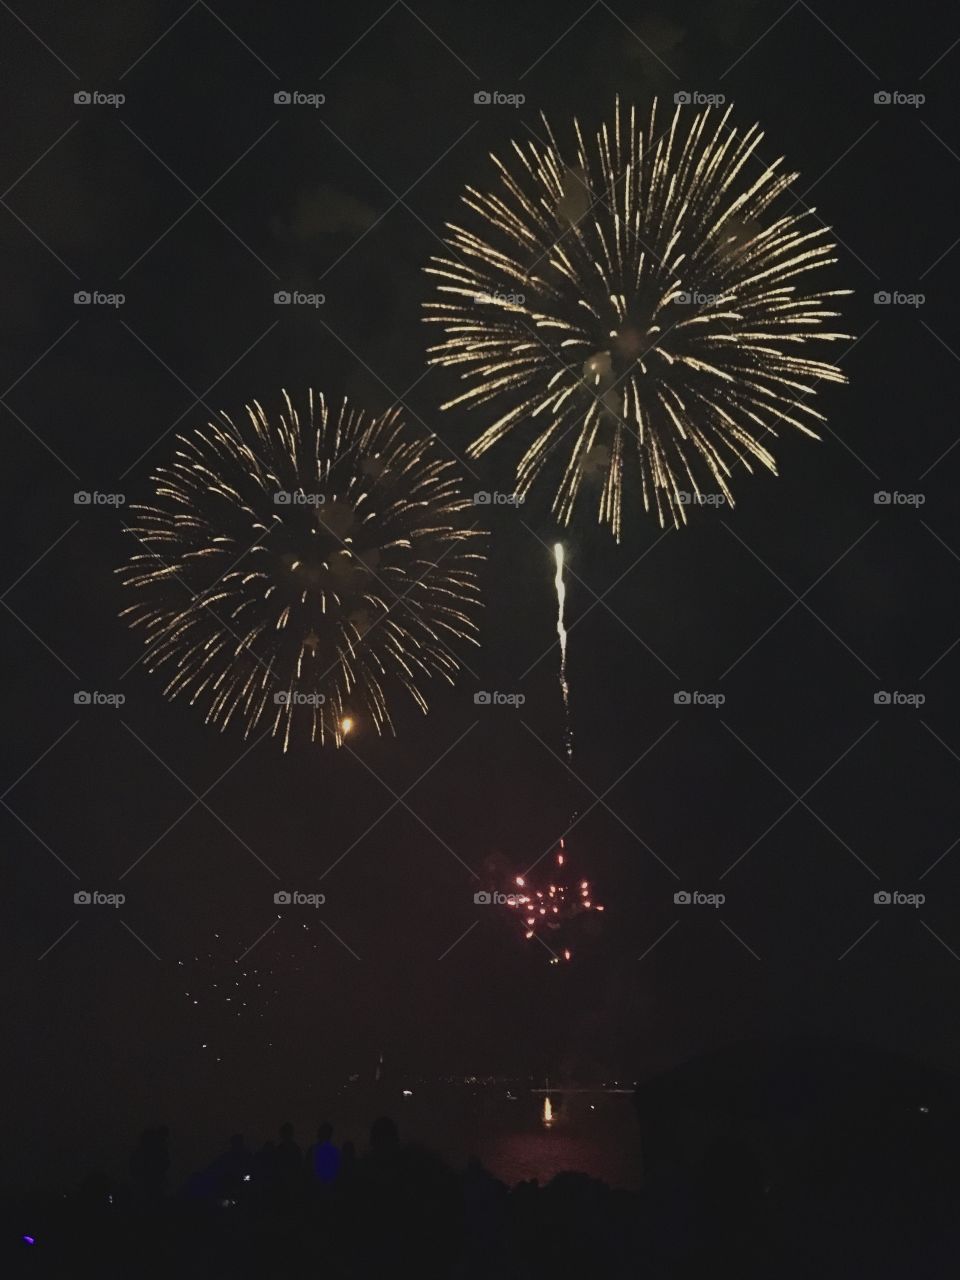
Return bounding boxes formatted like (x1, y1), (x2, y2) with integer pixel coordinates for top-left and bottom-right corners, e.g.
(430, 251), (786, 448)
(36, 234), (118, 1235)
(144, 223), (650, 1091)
(5, 1068), (960, 1278)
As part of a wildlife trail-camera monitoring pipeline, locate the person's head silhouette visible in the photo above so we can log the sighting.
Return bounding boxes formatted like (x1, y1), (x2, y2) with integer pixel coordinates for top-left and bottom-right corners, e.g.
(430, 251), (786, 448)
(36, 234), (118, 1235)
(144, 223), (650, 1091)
(370, 1116), (398, 1152)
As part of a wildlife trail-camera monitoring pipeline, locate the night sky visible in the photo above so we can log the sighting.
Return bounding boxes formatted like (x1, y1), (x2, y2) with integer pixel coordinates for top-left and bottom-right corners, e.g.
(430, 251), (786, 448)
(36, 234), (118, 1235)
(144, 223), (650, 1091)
(4, 0), (960, 1181)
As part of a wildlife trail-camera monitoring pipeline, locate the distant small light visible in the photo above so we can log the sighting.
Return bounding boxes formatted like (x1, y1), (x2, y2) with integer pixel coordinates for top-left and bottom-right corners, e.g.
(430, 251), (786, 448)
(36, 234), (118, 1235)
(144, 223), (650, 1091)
(341, 716), (354, 735)
(242, 1174), (251, 1182)
(919, 1104), (930, 1114)
(402, 1089), (413, 1097)
(22, 1235), (36, 1246)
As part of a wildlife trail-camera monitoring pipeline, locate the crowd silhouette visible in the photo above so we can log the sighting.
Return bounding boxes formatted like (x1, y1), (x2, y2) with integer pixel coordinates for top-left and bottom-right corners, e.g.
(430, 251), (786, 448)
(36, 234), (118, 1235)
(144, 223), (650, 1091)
(6, 1103), (960, 1278)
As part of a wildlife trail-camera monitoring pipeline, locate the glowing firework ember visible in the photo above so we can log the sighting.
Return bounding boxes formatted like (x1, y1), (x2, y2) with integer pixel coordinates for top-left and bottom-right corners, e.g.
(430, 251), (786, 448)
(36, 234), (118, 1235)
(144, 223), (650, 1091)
(425, 98), (851, 536)
(120, 391), (483, 749)
(506, 839), (604, 963)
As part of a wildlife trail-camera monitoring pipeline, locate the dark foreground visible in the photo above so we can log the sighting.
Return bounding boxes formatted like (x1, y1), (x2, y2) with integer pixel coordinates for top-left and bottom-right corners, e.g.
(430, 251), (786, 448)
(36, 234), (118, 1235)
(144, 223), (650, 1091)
(4, 1108), (960, 1279)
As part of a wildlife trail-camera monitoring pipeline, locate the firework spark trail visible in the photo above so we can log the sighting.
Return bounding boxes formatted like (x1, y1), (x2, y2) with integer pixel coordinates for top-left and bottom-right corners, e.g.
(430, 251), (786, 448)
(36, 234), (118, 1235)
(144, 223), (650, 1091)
(511, 840), (604, 964)
(553, 541), (573, 760)
(119, 391), (484, 750)
(497, 545), (604, 964)
(425, 97), (851, 538)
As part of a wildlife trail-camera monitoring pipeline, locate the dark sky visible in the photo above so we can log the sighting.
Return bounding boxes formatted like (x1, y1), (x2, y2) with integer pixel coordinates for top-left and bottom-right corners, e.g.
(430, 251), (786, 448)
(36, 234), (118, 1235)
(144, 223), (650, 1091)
(3, 0), (960, 1179)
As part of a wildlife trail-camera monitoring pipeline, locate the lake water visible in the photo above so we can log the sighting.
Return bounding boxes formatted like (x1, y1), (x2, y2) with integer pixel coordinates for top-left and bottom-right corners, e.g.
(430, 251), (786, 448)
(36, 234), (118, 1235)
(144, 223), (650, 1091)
(335, 1085), (645, 1190)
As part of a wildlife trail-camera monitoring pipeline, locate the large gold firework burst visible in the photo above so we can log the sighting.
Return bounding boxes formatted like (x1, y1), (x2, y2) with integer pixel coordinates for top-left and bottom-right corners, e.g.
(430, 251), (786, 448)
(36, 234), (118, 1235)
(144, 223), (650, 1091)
(424, 98), (851, 536)
(119, 392), (483, 750)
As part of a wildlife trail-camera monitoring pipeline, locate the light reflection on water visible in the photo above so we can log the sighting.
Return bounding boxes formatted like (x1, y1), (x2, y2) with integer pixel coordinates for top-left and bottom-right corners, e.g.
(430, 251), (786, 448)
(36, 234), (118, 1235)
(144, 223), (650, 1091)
(476, 1123), (643, 1190)
(414, 1089), (644, 1190)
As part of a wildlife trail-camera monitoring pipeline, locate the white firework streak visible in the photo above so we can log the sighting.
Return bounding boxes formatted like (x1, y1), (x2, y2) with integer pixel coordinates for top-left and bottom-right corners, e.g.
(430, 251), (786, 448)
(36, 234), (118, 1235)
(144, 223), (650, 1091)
(553, 541), (572, 760)
(119, 391), (484, 750)
(424, 97), (851, 538)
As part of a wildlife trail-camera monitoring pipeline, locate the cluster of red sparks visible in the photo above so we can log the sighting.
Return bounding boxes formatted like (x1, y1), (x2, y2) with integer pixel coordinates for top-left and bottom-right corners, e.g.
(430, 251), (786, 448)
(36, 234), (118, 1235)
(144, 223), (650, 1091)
(506, 839), (604, 964)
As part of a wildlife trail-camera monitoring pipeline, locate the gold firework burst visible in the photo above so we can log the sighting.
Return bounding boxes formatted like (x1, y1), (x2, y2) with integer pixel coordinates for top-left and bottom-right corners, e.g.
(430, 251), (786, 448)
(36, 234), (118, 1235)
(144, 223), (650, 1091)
(425, 98), (851, 537)
(119, 391), (483, 750)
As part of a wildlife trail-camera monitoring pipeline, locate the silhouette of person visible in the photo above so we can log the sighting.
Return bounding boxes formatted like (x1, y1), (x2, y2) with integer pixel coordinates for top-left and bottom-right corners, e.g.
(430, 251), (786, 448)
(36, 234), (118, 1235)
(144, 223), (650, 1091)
(274, 1121), (303, 1188)
(308, 1121), (340, 1183)
(369, 1115), (399, 1154)
(214, 1133), (252, 1196)
(255, 1139), (276, 1182)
